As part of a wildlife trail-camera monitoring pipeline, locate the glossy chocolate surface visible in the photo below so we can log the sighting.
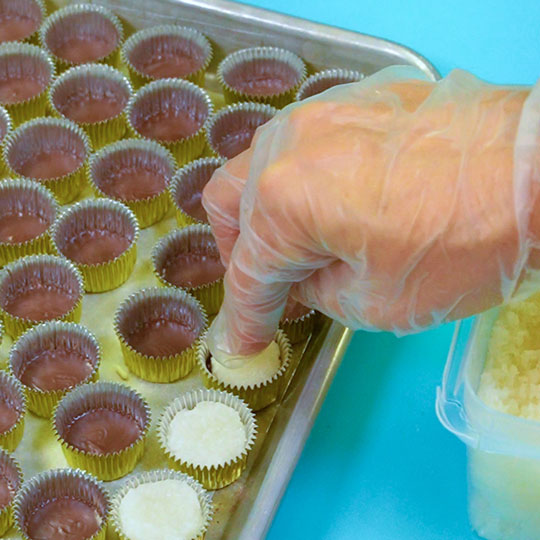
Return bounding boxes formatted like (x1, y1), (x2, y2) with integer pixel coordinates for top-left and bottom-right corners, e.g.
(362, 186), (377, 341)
(162, 252), (224, 288)
(5, 287), (76, 321)
(0, 213), (48, 244)
(65, 408), (142, 455)
(127, 319), (198, 357)
(62, 230), (130, 266)
(20, 350), (93, 392)
(26, 496), (102, 540)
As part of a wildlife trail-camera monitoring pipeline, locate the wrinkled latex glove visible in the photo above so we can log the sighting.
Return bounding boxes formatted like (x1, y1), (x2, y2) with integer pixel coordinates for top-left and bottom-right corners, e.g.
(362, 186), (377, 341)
(203, 66), (540, 361)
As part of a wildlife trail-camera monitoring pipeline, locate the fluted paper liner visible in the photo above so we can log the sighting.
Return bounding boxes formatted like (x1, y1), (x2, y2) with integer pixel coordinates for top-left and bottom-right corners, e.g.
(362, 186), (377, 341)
(9, 321), (101, 417)
(114, 287), (208, 383)
(0, 371), (25, 452)
(152, 225), (224, 315)
(197, 329), (292, 411)
(111, 469), (213, 540)
(205, 102), (277, 159)
(0, 178), (57, 266)
(296, 68), (364, 101)
(52, 381), (151, 481)
(14, 468), (109, 540)
(4, 117), (91, 204)
(218, 46), (306, 108)
(0, 254), (84, 339)
(0, 42), (55, 126)
(126, 78), (213, 166)
(0, 106), (10, 177)
(0, 0), (45, 44)
(281, 308), (316, 344)
(169, 157), (225, 227)
(49, 63), (133, 149)
(51, 198), (139, 292)
(158, 388), (257, 490)
(122, 25), (212, 89)
(40, 3), (124, 72)
(0, 449), (22, 537)
(88, 138), (175, 228)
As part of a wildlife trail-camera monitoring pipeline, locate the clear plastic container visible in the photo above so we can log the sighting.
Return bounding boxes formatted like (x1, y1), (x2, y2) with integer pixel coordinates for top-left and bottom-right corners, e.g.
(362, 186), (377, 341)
(437, 310), (540, 540)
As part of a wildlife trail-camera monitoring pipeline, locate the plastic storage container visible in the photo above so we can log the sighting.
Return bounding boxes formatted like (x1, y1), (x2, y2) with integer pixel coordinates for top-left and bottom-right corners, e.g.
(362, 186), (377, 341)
(437, 310), (540, 540)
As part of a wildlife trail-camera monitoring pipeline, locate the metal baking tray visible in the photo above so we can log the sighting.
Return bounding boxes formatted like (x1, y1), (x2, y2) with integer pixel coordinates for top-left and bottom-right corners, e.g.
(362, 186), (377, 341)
(5, 1), (440, 538)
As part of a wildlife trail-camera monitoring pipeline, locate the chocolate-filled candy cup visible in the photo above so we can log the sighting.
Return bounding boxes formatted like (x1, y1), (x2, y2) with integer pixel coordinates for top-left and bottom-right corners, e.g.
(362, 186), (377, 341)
(3, 117), (90, 204)
(49, 63), (133, 149)
(0, 448), (22, 536)
(169, 157), (225, 227)
(0, 371), (26, 452)
(205, 102), (277, 160)
(114, 287), (207, 383)
(52, 381), (151, 481)
(0, 42), (55, 126)
(0, 178), (57, 267)
(218, 46), (306, 108)
(40, 3), (124, 72)
(122, 24), (212, 89)
(295, 68), (364, 100)
(0, 254), (84, 339)
(88, 138), (176, 229)
(152, 224), (225, 315)
(9, 321), (100, 417)
(0, 0), (45, 45)
(51, 198), (139, 292)
(126, 78), (213, 166)
(13, 468), (110, 540)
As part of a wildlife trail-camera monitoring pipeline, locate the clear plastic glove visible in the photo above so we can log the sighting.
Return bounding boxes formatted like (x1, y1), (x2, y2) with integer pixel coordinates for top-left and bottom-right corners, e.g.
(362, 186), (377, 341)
(203, 66), (540, 360)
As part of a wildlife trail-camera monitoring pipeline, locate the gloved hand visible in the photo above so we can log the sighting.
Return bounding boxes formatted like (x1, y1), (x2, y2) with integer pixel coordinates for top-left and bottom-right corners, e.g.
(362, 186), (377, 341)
(203, 66), (540, 360)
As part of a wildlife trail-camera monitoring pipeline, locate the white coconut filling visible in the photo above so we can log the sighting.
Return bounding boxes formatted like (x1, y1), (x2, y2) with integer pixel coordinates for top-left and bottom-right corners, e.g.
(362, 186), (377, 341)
(167, 401), (247, 467)
(211, 340), (281, 388)
(119, 479), (203, 540)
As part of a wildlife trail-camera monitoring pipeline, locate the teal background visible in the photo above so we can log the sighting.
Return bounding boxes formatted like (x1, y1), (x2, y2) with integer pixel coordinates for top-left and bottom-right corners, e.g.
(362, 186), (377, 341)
(236, 1), (540, 539)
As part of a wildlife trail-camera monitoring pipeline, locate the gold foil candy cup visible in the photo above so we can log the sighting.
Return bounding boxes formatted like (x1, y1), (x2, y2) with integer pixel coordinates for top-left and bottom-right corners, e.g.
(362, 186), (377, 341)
(9, 321), (100, 417)
(40, 3), (124, 72)
(295, 68), (364, 101)
(152, 225), (224, 315)
(49, 63), (133, 149)
(0, 178), (57, 266)
(52, 381), (151, 481)
(0, 448), (22, 536)
(205, 102), (277, 160)
(88, 138), (175, 228)
(111, 469), (213, 540)
(0, 42), (55, 126)
(0, 0), (45, 45)
(0, 254), (84, 339)
(122, 24), (212, 89)
(280, 306), (317, 344)
(114, 287), (208, 383)
(218, 46), (306, 108)
(51, 198), (139, 292)
(197, 329), (292, 411)
(4, 116), (91, 204)
(0, 371), (25, 452)
(169, 157), (225, 227)
(14, 467), (110, 540)
(126, 78), (213, 166)
(158, 388), (257, 490)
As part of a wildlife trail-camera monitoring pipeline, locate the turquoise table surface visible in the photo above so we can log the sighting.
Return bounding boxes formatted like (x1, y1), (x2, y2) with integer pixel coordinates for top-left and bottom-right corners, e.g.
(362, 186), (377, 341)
(237, 1), (540, 539)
